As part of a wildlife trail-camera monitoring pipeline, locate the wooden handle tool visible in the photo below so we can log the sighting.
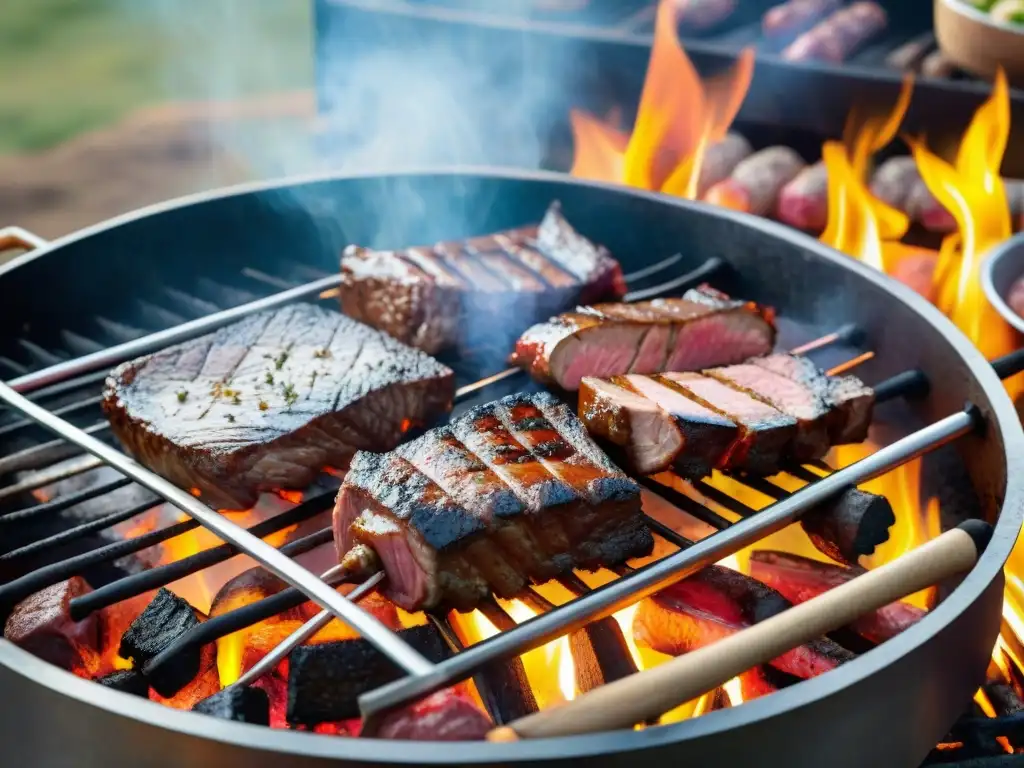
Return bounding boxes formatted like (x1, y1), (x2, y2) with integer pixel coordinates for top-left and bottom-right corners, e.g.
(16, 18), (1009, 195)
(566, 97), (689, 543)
(488, 520), (993, 742)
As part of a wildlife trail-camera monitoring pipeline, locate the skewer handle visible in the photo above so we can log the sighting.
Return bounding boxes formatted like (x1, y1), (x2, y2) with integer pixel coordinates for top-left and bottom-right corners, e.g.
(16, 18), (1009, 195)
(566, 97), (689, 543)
(487, 520), (992, 742)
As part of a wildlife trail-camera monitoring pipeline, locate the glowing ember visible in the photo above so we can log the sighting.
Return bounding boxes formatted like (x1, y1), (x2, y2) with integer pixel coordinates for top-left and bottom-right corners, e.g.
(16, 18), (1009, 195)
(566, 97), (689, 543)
(570, 0), (752, 197)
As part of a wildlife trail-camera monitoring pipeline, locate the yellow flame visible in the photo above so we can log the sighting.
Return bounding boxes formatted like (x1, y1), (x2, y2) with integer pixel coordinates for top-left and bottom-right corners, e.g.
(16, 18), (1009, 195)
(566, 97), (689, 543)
(909, 69), (1018, 373)
(722, 677), (744, 706)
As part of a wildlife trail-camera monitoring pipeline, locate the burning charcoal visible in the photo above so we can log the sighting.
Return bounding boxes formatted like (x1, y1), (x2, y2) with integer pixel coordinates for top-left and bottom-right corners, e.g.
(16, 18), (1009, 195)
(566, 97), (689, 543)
(634, 564), (854, 680)
(749, 550), (925, 643)
(151, 667), (221, 711)
(96, 669), (150, 698)
(569, 615), (639, 693)
(119, 588), (214, 697)
(193, 687), (270, 726)
(799, 487), (895, 566)
(287, 624), (452, 725)
(374, 686), (491, 741)
(4, 576), (100, 676)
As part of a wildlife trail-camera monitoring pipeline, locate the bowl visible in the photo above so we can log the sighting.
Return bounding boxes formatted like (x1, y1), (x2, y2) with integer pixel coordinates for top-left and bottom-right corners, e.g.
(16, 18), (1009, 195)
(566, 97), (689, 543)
(934, 0), (1024, 82)
(981, 232), (1024, 333)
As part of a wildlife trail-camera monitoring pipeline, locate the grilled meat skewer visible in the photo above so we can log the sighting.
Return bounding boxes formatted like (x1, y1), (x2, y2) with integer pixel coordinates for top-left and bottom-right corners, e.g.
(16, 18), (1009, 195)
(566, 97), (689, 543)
(579, 354), (873, 479)
(332, 392), (652, 612)
(339, 202), (626, 355)
(511, 285), (776, 391)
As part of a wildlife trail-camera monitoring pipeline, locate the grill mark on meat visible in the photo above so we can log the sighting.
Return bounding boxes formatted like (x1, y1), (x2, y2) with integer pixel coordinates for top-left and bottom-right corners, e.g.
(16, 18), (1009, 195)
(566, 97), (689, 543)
(105, 305), (453, 509)
(496, 235), (580, 291)
(434, 241), (514, 293)
(399, 428), (554, 584)
(655, 372), (797, 474)
(452, 402), (576, 570)
(334, 393), (649, 610)
(705, 362), (831, 461)
(751, 355), (873, 444)
(495, 392), (647, 566)
(618, 374), (738, 478)
(511, 286), (775, 390)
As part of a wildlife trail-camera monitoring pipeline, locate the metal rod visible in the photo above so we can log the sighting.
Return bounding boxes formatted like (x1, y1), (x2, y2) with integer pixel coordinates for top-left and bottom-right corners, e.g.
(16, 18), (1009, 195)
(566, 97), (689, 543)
(0, 476), (132, 523)
(69, 493), (337, 619)
(0, 380), (434, 676)
(0, 498), (160, 563)
(618, 252), (683, 283)
(0, 395), (103, 438)
(359, 407), (979, 716)
(635, 476), (732, 530)
(622, 256), (725, 303)
(230, 568), (385, 688)
(0, 423), (109, 476)
(6, 275), (343, 395)
(0, 455), (103, 504)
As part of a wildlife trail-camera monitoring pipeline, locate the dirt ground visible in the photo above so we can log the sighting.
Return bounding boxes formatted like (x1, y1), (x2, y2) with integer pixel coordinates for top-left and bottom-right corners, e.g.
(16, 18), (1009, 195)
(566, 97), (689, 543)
(0, 91), (317, 261)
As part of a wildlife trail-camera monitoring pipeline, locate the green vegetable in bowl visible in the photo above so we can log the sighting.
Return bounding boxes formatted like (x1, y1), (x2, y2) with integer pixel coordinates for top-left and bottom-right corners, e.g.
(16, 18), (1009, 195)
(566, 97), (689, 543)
(965, 0), (996, 9)
(988, 0), (1024, 22)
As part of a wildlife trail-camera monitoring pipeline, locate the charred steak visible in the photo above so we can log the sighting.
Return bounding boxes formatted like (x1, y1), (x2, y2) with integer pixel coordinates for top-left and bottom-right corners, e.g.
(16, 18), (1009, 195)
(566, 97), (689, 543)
(510, 285), (776, 390)
(104, 304), (455, 510)
(578, 353), (874, 478)
(332, 391), (652, 612)
(338, 202), (626, 354)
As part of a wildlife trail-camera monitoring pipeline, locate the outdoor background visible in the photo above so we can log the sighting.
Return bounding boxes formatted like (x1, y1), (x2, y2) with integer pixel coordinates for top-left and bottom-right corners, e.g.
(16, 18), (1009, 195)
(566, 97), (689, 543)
(1, 0), (317, 252)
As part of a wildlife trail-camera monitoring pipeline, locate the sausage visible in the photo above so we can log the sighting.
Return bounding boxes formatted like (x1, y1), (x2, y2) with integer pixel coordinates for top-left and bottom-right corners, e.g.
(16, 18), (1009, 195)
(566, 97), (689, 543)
(671, 0), (738, 30)
(704, 146), (806, 216)
(782, 2), (888, 62)
(776, 161), (829, 231)
(871, 157), (1024, 233)
(695, 133), (754, 198)
(762, 0), (842, 40)
(890, 249), (939, 303)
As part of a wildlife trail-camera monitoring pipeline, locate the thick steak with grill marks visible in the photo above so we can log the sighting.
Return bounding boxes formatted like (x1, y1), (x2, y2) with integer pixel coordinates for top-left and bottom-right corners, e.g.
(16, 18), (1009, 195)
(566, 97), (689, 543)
(510, 285), (776, 390)
(333, 392), (651, 612)
(578, 354), (873, 478)
(338, 203), (626, 354)
(103, 304), (454, 510)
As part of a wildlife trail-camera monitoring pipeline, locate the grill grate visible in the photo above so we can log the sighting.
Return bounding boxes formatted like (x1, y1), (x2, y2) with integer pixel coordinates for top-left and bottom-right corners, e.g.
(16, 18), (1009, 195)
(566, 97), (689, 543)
(0, 256), (1018, 753)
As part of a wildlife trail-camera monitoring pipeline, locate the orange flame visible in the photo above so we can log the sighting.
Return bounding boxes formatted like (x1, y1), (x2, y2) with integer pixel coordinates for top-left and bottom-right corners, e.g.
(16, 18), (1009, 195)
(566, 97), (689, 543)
(570, 0), (753, 197)
(909, 70), (1019, 372)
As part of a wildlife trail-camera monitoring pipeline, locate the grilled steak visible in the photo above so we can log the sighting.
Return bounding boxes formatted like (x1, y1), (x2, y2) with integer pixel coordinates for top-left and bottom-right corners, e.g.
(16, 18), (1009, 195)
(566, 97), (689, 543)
(338, 203), (626, 354)
(578, 354), (873, 478)
(104, 304), (455, 510)
(510, 285), (776, 390)
(333, 391), (651, 611)
(752, 354), (873, 443)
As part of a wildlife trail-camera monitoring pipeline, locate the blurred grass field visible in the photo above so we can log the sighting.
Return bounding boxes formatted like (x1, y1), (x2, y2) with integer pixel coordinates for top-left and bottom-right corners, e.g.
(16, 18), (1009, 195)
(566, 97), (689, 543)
(0, 0), (313, 154)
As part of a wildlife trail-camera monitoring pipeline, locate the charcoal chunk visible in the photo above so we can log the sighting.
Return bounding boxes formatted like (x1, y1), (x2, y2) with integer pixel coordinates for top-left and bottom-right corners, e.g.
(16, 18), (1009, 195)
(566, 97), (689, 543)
(193, 687), (270, 725)
(800, 488), (895, 565)
(287, 624), (451, 725)
(96, 669), (150, 698)
(118, 588), (202, 696)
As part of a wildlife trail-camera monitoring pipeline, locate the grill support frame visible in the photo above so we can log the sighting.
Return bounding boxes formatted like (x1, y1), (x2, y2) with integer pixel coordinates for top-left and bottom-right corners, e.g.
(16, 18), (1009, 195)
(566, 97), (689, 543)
(0, 168), (1020, 767)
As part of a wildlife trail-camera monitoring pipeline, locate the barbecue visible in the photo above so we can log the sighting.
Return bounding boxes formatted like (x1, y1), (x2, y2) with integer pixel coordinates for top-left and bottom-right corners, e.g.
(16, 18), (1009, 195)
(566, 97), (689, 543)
(103, 303), (456, 510)
(338, 203), (626, 355)
(0, 167), (1022, 767)
(510, 286), (776, 390)
(333, 391), (651, 612)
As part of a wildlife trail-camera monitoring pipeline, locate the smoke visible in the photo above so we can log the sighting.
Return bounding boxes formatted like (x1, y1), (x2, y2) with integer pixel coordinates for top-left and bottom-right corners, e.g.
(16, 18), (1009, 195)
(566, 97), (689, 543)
(130, 0), (582, 248)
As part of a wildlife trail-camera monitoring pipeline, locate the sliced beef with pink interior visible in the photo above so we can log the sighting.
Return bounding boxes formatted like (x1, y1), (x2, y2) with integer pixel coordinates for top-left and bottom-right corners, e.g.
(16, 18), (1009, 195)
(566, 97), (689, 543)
(4, 577), (101, 675)
(752, 354), (874, 444)
(705, 361), (830, 461)
(578, 377), (685, 475)
(511, 285), (776, 391)
(333, 393), (649, 611)
(657, 372), (797, 474)
(338, 203), (626, 354)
